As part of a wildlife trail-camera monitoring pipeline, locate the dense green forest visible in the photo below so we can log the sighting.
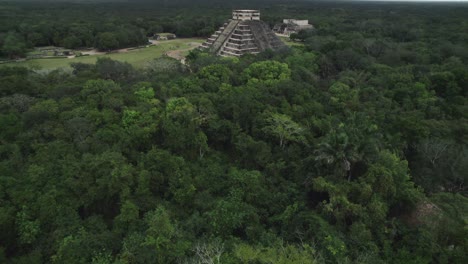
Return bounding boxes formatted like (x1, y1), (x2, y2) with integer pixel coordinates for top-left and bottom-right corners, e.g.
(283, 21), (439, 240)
(1, 0), (467, 263)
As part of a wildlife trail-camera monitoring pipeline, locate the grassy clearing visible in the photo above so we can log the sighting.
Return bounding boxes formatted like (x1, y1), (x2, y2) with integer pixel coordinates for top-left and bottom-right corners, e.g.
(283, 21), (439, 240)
(278, 36), (304, 47)
(2, 38), (203, 71)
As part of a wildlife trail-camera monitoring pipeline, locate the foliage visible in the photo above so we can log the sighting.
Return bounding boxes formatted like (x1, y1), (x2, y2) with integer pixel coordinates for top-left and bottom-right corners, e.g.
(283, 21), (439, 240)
(0, 1), (467, 263)
(262, 113), (305, 148)
(242, 60), (291, 85)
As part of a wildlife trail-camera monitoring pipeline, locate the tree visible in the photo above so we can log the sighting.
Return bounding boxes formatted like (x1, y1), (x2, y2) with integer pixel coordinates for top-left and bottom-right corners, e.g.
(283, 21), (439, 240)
(27, 32), (47, 46)
(147, 57), (186, 76)
(23, 99), (59, 127)
(191, 240), (224, 264)
(62, 35), (82, 49)
(430, 71), (461, 98)
(95, 57), (134, 81)
(162, 97), (208, 158)
(328, 81), (359, 111)
(289, 32), (299, 42)
(16, 207), (40, 245)
(262, 113), (305, 148)
(290, 29), (314, 42)
(312, 150), (422, 254)
(65, 117), (94, 145)
(96, 32), (119, 51)
(2, 32), (27, 58)
(314, 114), (381, 181)
(80, 79), (122, 110)
(411, 139), (468, 194)
(142, 207), (186, 263)
(114, 200), (139, 233)
(198, 64), (231, 83)
(233, 242), (321, 264)
(208, 191), (255, 237)
(242, 61), (291, 85)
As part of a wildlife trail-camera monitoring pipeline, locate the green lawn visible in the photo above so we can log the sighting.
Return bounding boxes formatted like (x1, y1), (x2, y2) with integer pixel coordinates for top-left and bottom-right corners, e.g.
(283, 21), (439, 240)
(278, 36), (304, 47)
(2, 38), (203, 71)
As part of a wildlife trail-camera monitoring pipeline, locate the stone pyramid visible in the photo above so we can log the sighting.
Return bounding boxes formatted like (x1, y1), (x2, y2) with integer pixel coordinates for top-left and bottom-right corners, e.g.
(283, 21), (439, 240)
(200, 10), (286, 57)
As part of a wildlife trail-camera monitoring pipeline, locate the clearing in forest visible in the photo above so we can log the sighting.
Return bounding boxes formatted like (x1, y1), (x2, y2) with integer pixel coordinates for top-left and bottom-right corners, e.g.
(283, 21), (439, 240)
(1, 38), (203, 71)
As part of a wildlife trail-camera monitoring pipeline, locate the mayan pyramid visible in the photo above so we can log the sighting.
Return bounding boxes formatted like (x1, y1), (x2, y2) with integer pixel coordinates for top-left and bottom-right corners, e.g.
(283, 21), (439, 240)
(200, 10), (286, 56)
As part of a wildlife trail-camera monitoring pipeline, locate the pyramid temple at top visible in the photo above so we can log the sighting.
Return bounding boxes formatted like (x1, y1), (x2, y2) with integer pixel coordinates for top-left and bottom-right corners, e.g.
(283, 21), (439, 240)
(200, 10), (286, 57)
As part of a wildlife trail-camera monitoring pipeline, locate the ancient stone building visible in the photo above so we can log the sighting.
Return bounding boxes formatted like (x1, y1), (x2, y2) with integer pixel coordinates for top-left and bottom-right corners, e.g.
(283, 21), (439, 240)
(273, 19), (314, 36)
(200, 10), (286, 57)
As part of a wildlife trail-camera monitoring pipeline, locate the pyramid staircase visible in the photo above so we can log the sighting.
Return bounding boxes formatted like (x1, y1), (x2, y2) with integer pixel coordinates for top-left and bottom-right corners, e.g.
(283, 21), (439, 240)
(200, 10), (286, 57)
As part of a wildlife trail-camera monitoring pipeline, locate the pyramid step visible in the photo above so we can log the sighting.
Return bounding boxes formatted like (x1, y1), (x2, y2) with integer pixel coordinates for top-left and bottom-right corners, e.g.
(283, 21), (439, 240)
(226, 43), (241, 48)
(223, 46), (242, 52)
(210, 20), (240, 54)
(224, 46), (258, 51)
(232, 33), (252, 37)
(203, 19), (286, 57)
(241, 47), (259, 51)
(220, 50), (241, 56)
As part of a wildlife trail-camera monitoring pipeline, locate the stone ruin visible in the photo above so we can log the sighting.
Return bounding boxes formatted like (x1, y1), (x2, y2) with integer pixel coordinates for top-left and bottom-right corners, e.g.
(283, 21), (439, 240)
(273, 19), (314, 36)
(200, 10), (286, 57)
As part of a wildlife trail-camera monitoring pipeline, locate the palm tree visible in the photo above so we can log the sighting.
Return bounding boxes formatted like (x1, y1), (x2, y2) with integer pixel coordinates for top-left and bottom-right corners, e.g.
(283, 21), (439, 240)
(314, 113), (381, 181)
(314, 129), (359, 181)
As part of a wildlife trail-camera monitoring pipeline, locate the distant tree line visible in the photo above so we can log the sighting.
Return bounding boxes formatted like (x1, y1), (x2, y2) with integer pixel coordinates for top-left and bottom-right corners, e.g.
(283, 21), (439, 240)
(0, 1), (228, 57)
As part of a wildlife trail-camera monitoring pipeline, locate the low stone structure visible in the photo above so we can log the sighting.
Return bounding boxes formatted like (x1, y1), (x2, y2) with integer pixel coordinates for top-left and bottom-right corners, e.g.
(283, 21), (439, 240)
(200, 10), (286, 57)
(154, 33), (176, 41)
(273, 19), (314, 36)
